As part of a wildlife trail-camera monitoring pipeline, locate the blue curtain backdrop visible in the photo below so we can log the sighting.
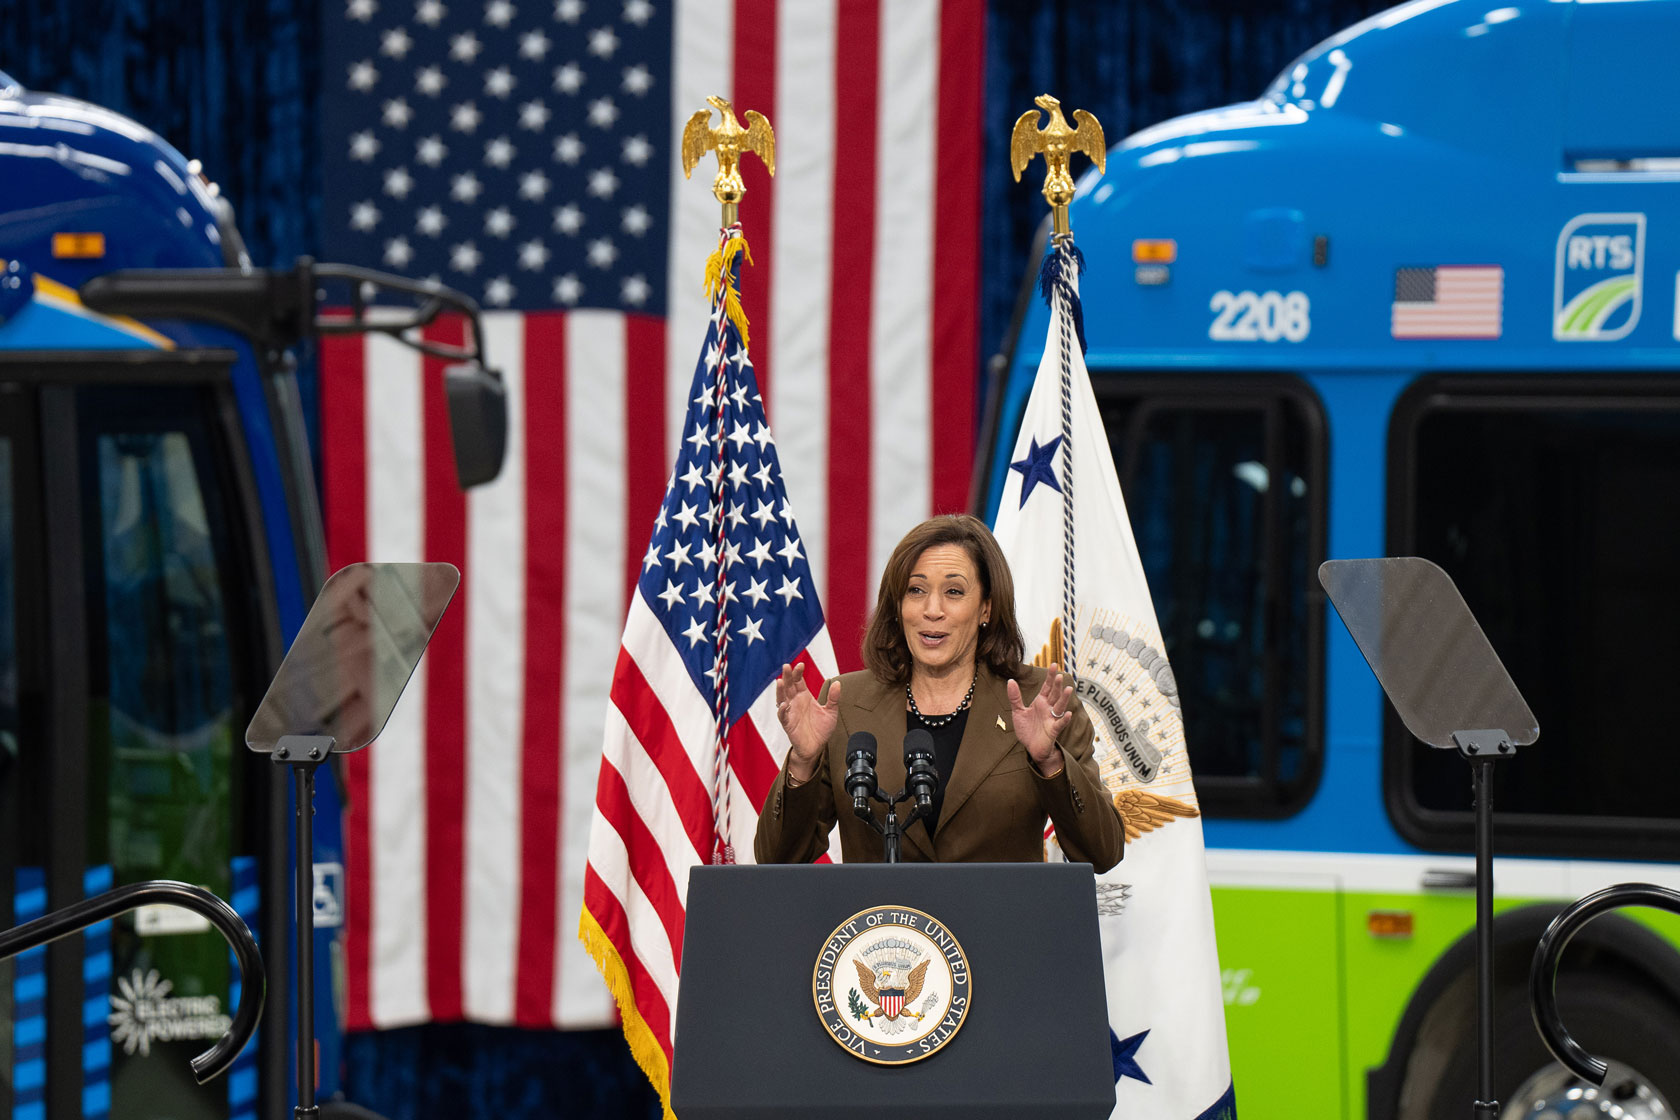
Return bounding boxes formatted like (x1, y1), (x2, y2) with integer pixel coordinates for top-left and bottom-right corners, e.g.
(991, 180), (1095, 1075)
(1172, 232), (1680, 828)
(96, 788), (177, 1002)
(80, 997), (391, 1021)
(0, 0), (330, 470)
(2, 0), (1391, 1116)
(0, 0), (321, 271)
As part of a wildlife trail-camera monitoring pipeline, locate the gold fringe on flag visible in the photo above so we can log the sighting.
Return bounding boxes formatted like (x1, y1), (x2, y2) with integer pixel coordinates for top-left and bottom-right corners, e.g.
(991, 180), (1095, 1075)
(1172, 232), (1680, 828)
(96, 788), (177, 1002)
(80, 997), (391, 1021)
(702, 231), (753, 350)
(578, 907), (679, 1120)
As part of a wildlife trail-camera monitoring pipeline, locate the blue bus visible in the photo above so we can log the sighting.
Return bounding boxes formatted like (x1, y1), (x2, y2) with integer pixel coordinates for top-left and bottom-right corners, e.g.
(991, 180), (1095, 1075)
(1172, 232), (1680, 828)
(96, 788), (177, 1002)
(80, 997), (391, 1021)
(981, 0), (1680, 1115)
(0, 70), (501, 1120)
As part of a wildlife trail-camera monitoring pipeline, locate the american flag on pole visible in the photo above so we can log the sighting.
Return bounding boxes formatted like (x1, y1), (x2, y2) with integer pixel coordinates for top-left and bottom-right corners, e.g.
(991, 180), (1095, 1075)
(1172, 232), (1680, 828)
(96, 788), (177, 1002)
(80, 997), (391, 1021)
(316, 0), (983, 1034)
(1390, 264), (1504, 339)
(580, 226), (838, 1109)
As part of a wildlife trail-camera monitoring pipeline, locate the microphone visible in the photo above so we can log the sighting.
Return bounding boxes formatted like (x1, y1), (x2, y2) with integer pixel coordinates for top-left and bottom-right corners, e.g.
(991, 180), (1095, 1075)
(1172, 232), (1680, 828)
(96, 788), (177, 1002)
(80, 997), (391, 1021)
(903, 729), (938, 817)
(845, 732), (878, 816)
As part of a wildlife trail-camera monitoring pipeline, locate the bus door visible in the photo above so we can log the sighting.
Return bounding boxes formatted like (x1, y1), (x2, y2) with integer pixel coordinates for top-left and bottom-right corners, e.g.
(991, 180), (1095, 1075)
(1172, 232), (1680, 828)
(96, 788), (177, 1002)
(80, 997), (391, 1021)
(0, 351), (282, 1120)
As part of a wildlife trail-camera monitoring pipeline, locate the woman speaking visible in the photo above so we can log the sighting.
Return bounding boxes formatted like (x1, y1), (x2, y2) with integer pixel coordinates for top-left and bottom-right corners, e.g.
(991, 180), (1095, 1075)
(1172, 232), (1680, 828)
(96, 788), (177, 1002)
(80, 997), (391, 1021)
(754, 514), (1124, 871)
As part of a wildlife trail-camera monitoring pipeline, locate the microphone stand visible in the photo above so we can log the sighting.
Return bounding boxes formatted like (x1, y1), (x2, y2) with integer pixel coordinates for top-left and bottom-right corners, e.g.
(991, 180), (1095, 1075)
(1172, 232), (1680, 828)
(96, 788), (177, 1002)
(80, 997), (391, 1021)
(854, 786), (922, 865)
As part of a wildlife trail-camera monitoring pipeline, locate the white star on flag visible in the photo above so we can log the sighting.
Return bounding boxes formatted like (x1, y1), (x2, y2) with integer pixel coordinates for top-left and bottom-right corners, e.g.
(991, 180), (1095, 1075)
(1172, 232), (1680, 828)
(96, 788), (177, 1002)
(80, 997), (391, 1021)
(449, 102), (481, 132)
(553, 63), (584, 93)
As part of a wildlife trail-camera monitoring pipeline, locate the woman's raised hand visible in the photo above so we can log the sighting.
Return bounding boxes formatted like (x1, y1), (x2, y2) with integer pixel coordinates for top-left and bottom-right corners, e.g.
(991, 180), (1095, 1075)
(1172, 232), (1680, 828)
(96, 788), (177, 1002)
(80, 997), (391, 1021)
(1006, 663), (1074, 775)
(776, 663), (841, 782)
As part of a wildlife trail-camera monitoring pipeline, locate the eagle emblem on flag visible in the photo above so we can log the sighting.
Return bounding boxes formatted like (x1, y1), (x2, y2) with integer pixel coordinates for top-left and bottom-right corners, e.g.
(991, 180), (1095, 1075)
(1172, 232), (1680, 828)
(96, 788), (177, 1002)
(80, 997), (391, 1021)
(1032, 617), (1201, 840)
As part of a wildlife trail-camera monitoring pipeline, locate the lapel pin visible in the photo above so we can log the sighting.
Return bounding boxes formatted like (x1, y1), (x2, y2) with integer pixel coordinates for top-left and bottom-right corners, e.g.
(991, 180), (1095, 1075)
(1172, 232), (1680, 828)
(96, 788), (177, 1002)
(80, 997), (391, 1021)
(995, 715), (1007, 731)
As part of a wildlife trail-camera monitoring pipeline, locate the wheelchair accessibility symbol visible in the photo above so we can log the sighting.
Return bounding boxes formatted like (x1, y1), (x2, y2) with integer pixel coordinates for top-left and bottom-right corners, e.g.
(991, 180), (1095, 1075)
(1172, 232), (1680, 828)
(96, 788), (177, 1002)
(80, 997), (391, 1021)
(313, 862), (344, 928)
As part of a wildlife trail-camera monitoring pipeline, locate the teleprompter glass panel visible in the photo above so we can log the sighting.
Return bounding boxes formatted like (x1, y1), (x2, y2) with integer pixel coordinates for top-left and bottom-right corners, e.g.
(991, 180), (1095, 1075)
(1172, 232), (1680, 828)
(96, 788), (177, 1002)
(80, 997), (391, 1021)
(1319, 557), (1537, 749)
(1094, 376), (1325, 815)
(1395, 383), (1680, 850)
(245, 562), (458, 755)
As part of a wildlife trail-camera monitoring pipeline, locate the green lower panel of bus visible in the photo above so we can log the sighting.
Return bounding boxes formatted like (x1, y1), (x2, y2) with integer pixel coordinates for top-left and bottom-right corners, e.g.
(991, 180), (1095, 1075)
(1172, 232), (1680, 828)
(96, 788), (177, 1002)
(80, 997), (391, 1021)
(1212, 882), (1680, 1120)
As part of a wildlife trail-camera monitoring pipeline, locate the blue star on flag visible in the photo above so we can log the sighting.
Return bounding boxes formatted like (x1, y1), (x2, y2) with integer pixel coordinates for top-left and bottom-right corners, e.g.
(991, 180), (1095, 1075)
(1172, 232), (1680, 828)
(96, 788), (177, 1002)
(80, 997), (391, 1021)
(1010, 434), (1063, 508)
(1111, 1028), (1152, 1085)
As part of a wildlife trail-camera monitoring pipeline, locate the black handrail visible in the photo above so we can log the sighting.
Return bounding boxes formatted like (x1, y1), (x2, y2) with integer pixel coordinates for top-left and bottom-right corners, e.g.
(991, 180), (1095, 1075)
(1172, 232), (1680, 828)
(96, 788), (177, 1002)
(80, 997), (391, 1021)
(0, 880), (265, 1085)
(1530, 881), (1680, 1086)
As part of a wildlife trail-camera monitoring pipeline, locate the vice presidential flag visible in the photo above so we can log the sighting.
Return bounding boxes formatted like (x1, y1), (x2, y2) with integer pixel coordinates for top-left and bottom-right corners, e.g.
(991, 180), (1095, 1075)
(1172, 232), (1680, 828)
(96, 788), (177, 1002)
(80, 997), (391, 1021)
(581, 230), (839, 1112)
(317, 0), (983, 1032)
(992, 241), (1236, 1120)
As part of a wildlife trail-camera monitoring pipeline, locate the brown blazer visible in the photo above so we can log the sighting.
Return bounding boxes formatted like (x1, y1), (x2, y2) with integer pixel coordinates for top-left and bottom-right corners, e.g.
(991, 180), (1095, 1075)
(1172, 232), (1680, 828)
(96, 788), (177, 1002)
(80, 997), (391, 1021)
(753, 665), (1124, 871)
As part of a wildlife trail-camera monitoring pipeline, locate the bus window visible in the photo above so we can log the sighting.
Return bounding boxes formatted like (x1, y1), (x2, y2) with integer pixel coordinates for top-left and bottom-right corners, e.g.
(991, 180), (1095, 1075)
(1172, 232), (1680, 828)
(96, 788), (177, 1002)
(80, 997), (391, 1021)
(1093, 374), (1326, 816)
(1390, 377), (1680, 858)
(77, 387), (256, 1120)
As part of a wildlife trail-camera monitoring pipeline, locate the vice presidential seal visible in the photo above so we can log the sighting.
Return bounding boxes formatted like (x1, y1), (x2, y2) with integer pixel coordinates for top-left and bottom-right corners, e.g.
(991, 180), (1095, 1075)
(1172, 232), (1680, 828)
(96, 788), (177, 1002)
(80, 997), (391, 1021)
(812, 905), (971, 1065)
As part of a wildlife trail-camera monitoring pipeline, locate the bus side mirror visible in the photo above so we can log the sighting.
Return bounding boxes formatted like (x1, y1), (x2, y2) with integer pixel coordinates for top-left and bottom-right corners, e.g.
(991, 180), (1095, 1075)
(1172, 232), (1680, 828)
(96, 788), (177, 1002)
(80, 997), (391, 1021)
(444, 362), (507, 488)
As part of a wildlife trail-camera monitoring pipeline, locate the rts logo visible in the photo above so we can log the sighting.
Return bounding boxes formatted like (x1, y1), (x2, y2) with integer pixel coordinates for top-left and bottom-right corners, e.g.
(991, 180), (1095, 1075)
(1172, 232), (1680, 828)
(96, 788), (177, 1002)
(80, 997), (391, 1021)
(1554, 213), (1646, 341)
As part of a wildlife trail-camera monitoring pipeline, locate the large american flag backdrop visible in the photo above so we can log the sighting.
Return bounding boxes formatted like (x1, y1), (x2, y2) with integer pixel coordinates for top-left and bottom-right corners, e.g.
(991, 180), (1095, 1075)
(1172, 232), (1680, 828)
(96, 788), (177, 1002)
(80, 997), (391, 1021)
(318, 0), (984, 1031)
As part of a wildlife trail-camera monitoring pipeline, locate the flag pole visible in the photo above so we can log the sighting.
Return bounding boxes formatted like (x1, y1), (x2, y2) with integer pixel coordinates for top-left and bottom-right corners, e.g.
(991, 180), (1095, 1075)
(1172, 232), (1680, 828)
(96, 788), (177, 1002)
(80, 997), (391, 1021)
(1009, 94), (1106, 676)
(679, 96), (776, 863)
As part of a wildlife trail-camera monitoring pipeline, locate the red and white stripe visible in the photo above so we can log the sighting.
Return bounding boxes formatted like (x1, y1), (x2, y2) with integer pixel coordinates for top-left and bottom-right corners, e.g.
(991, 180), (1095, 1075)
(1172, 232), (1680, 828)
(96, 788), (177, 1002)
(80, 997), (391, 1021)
(320, 0), (983, 1034)
(1392, 265), (1504, 339)
(585, 597), (840, 1062)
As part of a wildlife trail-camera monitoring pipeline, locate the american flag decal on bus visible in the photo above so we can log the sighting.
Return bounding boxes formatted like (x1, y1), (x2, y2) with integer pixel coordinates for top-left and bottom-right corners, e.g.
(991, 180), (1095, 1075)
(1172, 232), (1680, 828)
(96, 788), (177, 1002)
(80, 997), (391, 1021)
(1391, 265), (1504, 339)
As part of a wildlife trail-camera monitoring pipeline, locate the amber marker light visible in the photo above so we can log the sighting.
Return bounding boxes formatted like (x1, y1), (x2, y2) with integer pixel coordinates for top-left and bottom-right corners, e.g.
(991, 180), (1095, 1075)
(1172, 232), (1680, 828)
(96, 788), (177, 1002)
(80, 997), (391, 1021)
(1131, 238), (1178, 264)
(1367, 910), (1414, 939)
(52, 233), (106, 259)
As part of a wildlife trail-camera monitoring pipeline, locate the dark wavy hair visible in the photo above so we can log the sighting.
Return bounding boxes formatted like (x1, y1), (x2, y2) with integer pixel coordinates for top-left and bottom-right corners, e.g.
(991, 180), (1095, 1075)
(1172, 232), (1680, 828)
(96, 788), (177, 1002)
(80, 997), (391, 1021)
(861, 514), (1026, 686)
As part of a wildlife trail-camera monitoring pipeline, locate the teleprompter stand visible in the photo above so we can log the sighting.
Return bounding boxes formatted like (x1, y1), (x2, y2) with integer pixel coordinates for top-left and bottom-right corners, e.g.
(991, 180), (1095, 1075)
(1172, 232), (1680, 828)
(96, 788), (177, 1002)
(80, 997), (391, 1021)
(671, 863), (1115, 1120)
(245, 562), (460, 1120)
(270, 735), (333, 1120)
(1319, 558), (1539, 1120)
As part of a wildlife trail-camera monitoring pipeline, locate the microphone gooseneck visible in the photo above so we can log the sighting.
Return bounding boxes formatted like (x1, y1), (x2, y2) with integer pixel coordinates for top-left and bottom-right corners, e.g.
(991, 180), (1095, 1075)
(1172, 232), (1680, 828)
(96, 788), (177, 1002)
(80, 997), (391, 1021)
(903, 728), (938, 816)
(845, 731), (878, 817)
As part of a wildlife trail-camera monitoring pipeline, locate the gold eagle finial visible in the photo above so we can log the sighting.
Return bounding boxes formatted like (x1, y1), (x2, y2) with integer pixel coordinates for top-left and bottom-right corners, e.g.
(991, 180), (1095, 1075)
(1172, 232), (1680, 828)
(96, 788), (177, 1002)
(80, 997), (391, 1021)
(681, 95), (776, 227)
(1010, 94), (1106, 238)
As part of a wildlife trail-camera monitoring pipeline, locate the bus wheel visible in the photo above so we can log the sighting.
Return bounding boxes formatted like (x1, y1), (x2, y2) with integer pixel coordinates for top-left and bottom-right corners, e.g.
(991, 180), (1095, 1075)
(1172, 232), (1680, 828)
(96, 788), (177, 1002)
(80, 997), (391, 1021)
(1416, 974), (1680, 1119)
(1506, 1059), (1673, 1119)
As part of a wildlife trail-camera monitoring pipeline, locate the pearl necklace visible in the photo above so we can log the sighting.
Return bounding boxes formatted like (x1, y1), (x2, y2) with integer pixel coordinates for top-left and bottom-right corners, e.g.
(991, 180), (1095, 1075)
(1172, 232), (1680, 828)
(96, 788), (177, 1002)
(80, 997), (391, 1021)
(906, 674), (977, 728)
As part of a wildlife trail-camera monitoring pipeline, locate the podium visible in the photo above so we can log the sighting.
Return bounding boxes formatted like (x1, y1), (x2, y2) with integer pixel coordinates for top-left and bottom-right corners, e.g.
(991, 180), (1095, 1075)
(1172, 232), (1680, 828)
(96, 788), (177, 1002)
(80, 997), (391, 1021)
(671, 863), (1115, 1119)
